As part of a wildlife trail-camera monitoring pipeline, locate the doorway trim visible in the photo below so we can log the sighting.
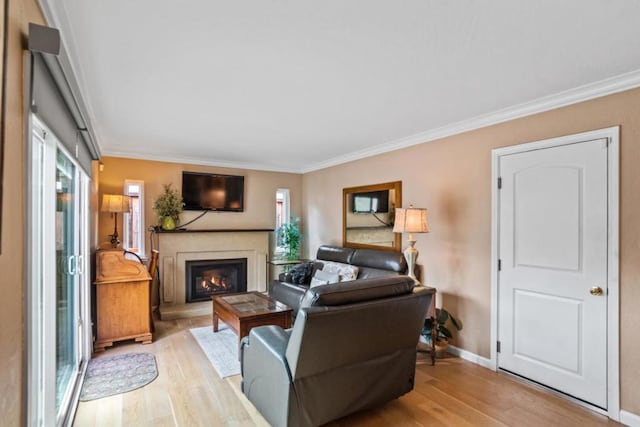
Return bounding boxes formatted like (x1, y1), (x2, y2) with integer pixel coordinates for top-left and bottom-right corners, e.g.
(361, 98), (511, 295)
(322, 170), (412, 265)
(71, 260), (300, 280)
(490, 126), (620, 421)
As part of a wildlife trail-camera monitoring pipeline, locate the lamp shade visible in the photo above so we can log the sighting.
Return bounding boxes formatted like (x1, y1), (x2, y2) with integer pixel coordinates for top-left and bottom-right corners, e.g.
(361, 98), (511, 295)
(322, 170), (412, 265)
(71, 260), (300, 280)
(393, 206), (429, 234)
(101, 194), (131, 213)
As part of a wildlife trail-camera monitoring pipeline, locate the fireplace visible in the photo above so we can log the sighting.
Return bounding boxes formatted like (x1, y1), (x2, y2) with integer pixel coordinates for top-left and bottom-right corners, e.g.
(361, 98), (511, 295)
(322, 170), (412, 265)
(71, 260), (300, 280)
(185, 258), (247, 303)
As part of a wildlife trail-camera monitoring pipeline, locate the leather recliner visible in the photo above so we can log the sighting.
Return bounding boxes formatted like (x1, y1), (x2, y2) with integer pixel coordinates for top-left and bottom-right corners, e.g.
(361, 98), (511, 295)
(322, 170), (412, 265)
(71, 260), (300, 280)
(241, 276), (434, 427)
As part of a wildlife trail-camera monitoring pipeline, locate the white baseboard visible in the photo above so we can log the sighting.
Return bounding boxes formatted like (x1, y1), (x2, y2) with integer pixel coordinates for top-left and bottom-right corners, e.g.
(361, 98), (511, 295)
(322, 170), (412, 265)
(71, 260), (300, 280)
(621, 410), (640, 427)
(447, 344), (494, 370)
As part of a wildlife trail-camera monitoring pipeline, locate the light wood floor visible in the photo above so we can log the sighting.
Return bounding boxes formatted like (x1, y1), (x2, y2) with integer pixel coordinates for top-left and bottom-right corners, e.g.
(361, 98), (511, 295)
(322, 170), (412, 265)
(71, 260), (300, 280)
(73, 316), (619, 427)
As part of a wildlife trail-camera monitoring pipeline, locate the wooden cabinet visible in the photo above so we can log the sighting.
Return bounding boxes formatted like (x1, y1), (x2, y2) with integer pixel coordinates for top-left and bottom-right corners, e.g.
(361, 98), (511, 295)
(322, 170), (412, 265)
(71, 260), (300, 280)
(94, 250), (152, 352)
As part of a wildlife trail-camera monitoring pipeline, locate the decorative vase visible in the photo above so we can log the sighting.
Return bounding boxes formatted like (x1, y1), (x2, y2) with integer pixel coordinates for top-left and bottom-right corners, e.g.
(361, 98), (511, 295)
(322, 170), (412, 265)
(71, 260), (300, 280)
(162, 216), (176, 231)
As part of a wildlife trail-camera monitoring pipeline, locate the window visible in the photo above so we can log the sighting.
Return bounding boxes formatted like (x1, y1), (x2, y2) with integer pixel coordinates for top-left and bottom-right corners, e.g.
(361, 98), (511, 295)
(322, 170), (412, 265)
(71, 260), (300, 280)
(275, 188), (290, 252)
(124, 180), (145, 257)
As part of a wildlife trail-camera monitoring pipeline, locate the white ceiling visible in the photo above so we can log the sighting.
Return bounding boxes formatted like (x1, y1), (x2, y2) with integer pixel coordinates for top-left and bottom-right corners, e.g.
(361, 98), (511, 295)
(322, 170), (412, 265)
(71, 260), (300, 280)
(43, 0), (640, 173)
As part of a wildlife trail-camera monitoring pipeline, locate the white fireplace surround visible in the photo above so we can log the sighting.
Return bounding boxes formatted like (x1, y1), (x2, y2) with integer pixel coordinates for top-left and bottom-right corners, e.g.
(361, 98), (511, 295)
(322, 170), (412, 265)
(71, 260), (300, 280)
(157, 230), (270, 320)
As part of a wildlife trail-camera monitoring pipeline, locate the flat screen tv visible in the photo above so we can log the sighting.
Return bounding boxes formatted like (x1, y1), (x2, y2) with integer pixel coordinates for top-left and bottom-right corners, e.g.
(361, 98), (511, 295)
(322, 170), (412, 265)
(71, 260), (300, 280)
(182, 171), (244, 212)
(352, 190), (389, 213)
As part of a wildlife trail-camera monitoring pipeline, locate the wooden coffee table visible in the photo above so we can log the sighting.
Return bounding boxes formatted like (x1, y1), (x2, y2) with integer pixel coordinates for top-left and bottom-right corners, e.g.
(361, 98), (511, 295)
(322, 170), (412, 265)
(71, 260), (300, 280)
(212, 291), (293, 354)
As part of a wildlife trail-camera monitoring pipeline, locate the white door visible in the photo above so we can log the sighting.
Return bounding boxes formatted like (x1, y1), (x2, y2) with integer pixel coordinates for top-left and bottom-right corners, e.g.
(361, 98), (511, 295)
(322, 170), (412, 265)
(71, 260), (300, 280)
(497, 138), (608, 408)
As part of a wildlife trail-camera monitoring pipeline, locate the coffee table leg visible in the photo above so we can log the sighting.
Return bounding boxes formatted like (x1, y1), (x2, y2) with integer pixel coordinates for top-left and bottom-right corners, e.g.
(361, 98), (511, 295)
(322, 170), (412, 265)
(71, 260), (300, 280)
(213, 311), (219, 333)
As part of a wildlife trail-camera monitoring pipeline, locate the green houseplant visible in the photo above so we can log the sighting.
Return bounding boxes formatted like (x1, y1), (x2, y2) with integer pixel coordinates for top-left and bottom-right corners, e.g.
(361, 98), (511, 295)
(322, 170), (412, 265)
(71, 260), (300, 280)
(421, 308), (463, 355)
(153, 183), (184, 230)
(277, 216), (301, 261)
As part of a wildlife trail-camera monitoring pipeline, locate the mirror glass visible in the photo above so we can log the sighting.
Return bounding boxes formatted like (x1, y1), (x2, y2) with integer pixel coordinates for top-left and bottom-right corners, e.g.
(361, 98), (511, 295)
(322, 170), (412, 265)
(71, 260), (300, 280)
(343, 181), (402, 251)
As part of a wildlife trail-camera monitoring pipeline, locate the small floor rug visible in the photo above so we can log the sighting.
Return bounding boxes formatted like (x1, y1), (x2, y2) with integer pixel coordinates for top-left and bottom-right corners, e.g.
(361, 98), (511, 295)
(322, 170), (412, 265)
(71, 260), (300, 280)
(190, 323), (241, 378)
(80, 352), (158, 401)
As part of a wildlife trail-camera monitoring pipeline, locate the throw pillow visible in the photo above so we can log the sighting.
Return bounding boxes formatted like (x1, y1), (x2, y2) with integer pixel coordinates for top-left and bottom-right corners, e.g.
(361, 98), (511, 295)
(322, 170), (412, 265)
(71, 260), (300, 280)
(288, 262), (313, 285)
(310, 269), (340, 288)
(320, 261), (359, 282)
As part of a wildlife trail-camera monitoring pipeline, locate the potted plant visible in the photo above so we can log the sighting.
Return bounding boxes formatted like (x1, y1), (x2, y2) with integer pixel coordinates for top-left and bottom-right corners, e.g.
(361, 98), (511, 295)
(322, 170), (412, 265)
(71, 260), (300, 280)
(277, 216), (301, 261)
(421, 308), (463, 357)
(153, 183), (184, 230)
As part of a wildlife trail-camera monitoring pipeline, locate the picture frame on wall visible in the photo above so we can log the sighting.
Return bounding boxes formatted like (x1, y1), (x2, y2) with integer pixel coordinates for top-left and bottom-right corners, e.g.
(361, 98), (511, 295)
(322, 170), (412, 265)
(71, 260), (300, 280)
(0, 0), (7, 252)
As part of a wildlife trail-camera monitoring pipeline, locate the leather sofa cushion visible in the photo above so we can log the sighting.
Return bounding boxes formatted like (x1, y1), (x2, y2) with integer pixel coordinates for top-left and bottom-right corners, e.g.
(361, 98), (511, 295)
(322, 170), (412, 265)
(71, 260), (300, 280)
(357, 266), (402, 279)
(269, 281), (309, 313)
(300, 276), (414, 308)
(316, 246), (356, 264)
(350, 248), (407, 273)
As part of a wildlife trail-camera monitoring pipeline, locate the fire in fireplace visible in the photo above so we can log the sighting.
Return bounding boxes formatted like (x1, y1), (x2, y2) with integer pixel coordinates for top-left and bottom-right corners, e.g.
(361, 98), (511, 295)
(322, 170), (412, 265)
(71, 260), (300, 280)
(185, 258), (247, 303)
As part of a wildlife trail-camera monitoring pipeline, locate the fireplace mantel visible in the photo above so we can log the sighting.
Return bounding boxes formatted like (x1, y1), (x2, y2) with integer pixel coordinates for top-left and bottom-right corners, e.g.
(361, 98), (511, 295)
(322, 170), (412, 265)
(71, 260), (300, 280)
(157, 230), (270, 320)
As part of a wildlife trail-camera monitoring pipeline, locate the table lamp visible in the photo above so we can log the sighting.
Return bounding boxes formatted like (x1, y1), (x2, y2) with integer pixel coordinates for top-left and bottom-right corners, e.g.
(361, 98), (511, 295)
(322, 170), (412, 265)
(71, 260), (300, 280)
(101, 194), (131, 248)
(393, 205), (429, 282)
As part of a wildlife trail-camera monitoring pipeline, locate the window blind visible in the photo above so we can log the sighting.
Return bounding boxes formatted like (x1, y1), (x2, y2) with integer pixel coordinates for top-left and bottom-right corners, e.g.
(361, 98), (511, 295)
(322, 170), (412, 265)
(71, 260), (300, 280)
(29, 23), (100, 176)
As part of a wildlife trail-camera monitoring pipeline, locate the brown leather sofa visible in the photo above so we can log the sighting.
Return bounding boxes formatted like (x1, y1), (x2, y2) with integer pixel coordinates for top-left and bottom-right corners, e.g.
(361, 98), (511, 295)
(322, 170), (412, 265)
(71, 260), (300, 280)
(241, 276), (434, 427)
(268, 245), (409, 313)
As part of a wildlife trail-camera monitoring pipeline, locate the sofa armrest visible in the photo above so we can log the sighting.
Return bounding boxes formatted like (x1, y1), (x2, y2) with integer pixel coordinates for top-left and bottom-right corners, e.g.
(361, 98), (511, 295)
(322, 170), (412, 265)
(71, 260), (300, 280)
(241, 325), (291, 378)
(241, 326), (294, 427)
(269, 281), (308, 313)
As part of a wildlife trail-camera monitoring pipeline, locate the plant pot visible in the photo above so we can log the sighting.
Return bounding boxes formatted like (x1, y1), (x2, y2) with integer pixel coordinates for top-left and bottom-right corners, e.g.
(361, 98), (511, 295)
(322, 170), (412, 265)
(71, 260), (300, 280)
(435, 339), (449, 358)
(417, 335), (431, 352)
(161, 216), (176, 231)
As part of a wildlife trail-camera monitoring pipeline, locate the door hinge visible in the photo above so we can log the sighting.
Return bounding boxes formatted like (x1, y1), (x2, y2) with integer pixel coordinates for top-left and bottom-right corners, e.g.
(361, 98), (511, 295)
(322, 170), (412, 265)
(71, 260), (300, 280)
(498, 259), (502, 271)
(497, 177), (502, 189)
(497, 341), (501, 353)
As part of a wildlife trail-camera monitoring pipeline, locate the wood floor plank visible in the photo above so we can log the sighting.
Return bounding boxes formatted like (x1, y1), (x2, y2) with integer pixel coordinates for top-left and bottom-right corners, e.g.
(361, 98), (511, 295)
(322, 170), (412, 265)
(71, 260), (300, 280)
(94, 395), (123, 427)
(73, 315), (621, 427)
(72, 399), (97, 426)
(418, 365), (615, 426)
(121, 388), (147, 425)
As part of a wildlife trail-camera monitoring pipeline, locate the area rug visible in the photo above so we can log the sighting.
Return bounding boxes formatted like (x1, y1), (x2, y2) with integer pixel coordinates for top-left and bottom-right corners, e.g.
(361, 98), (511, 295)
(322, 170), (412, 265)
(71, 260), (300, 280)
(190, 323), (241, 378)
(80, 352), (158, 401)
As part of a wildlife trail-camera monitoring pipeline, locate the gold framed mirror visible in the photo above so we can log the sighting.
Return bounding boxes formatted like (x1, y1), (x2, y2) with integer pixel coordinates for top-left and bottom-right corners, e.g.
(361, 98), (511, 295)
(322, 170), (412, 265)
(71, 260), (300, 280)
(342, 181), (402, 252)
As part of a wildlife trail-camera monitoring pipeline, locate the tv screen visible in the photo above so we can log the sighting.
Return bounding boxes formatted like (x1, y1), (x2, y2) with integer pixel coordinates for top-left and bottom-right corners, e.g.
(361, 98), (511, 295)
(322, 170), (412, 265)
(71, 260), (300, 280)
(182, 172), (244, 212)
(352, 190), (389, 213)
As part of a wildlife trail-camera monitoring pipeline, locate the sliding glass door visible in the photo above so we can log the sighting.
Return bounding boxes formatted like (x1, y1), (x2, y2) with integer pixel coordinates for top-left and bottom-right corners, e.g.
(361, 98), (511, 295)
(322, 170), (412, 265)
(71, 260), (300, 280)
(29, 116), (91, 426)
(55, 149), (79, 415)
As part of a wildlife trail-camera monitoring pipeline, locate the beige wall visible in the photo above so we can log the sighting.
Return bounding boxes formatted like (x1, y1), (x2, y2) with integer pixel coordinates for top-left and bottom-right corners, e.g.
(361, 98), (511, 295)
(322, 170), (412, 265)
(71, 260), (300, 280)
(303, 87), (640, 414)
(98, 157), (302, 306)
(0, 0), (45, 424)
(98, 156), (302, 244)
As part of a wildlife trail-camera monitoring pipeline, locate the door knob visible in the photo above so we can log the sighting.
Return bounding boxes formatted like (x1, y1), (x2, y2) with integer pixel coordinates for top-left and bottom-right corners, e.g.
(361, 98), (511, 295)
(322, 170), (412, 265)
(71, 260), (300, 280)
(590, 286), (604, 296)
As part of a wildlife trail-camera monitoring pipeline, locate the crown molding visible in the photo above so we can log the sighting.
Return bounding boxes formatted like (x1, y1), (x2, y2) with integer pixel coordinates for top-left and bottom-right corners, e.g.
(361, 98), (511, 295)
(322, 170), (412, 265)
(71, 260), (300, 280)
(301, 68), (640, 173)
(101, 149), (303, 174)
(106, 67), (640, 175)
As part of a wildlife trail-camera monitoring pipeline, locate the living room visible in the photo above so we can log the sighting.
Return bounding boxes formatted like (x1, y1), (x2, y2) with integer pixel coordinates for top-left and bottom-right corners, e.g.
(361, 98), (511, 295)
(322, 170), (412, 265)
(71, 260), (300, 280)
(3, 1), (640, 426)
